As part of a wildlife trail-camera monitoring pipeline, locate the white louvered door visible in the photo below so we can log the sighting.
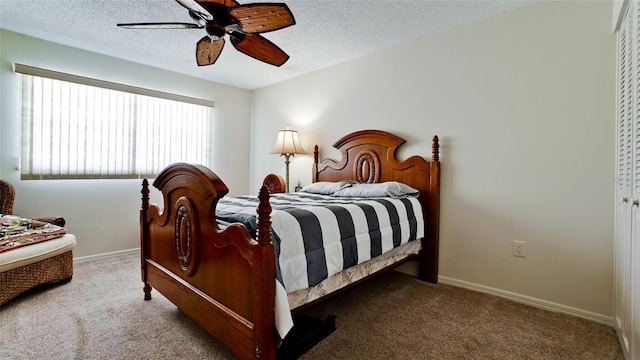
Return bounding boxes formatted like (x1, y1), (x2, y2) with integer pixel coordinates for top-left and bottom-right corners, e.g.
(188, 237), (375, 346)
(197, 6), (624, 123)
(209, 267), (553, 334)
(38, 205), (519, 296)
(632, 3), (640, 357)
(615, 2), (632, 356)
(615, 2), (640, 358)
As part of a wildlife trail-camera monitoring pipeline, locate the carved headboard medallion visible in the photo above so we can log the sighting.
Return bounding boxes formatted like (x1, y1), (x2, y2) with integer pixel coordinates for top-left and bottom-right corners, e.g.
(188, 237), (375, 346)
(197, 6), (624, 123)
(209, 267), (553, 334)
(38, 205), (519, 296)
(355, 150), (381, 183)
(175, 196), (198, 276)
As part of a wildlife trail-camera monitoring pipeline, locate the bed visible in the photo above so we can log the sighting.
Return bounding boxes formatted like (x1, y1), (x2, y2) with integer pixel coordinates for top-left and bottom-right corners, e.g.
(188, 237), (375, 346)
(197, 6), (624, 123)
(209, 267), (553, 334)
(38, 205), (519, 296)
(139, 129), (440, 359)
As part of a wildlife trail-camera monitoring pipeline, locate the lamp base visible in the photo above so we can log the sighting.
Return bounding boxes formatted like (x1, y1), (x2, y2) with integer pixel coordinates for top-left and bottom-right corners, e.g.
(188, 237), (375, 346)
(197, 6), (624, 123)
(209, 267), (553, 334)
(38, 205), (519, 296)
(283, 153), (292, 193)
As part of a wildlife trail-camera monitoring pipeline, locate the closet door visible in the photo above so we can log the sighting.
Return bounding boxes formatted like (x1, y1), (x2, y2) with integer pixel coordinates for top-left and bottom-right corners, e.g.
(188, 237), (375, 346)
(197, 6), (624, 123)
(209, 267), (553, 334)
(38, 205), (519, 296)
(632, 3), (640, 358)
(615, 2), (634, 358)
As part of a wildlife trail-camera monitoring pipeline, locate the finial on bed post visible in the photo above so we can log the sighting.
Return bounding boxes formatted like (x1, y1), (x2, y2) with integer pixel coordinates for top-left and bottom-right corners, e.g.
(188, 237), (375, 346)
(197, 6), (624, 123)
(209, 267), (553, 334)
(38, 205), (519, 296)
(432, 136), (440, 162)
(312, 145), (320, 183)
(314, 145), (319, 164)
(141, 179), (150, 211)
(257, 185), (272, 245)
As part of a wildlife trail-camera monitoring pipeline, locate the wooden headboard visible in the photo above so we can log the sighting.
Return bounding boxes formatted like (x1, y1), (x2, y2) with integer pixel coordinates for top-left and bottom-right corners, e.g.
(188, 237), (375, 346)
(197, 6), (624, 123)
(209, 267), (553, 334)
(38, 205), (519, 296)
(312, 130), (441, 282)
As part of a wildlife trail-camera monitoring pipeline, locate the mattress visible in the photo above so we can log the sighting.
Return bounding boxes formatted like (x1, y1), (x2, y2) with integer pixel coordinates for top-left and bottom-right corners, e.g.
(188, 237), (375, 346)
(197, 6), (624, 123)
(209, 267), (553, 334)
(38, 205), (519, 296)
(217, 191), (425, 338)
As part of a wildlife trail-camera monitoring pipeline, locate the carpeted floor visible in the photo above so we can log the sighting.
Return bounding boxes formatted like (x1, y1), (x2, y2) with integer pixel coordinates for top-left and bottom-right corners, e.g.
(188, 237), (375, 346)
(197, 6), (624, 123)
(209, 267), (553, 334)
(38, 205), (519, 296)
(0, 252), (623, 359)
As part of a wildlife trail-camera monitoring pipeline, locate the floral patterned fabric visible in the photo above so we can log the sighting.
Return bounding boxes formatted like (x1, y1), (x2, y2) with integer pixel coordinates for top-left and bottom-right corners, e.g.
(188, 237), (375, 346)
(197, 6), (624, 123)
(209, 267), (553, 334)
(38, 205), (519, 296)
(0, 214), (67, 253)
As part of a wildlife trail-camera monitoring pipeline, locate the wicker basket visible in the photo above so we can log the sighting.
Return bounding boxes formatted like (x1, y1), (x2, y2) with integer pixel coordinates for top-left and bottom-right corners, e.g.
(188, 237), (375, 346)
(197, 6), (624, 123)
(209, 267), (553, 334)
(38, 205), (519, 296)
(0, 250), (73, 305)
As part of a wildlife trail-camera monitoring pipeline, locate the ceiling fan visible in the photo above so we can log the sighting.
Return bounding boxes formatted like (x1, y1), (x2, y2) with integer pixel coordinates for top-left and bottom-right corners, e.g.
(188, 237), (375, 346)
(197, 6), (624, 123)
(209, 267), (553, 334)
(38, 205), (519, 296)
(117, 0), (295, 67)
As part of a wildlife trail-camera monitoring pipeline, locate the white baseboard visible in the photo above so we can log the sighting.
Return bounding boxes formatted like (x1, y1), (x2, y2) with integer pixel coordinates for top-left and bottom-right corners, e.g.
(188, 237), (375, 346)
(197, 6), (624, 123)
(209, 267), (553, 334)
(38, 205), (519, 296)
(392, 262), (612, 326)
(74, 250), (613, 326)
(74, 247), (140, 264)
(438, 275), (613, 326)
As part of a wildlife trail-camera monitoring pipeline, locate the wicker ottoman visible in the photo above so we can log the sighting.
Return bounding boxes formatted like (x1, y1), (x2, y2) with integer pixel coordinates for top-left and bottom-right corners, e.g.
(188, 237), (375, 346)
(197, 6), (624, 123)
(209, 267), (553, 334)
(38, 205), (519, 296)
(0, 234), (76, 305)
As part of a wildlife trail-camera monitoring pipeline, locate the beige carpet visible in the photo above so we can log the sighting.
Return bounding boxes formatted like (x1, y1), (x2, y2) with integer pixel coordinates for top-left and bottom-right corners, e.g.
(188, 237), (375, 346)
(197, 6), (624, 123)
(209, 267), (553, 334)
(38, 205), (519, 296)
(0, 252), (623, 359)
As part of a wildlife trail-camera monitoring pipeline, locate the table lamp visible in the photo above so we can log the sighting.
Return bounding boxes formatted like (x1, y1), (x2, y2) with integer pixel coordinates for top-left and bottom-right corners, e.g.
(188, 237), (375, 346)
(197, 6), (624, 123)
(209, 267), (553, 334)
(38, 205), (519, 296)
(271, 126), (307, 192)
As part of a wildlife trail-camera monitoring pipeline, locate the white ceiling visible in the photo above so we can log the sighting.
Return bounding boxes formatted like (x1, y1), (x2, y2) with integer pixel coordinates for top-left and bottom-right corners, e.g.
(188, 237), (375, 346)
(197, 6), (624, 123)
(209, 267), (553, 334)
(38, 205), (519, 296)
(0, 0), (535, 90)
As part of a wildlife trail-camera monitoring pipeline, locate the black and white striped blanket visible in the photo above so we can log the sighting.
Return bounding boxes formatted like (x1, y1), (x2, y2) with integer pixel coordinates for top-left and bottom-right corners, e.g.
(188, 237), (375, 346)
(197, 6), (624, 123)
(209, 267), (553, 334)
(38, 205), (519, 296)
(216, 192), (425, 294)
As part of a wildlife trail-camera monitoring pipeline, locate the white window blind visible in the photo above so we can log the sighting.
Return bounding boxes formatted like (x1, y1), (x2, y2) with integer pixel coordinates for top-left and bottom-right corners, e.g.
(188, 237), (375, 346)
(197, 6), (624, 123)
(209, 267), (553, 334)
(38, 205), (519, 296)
(16, 64), (213, 179)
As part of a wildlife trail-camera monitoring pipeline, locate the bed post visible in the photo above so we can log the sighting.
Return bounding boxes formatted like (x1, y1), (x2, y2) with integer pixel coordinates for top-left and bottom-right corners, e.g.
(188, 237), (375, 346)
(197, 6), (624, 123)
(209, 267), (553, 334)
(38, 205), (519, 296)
(253, 185), (276, 359)
(140, 179), (152, 300)
(256, 185), (272, 245)
(420, 136), (441, 283)
(312, 145), (320, 183)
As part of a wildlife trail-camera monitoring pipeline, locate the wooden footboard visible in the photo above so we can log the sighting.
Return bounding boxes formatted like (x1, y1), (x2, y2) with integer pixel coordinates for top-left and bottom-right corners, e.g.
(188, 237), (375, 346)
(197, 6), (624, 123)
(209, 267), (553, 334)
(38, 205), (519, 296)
(140, 163), (276, 359)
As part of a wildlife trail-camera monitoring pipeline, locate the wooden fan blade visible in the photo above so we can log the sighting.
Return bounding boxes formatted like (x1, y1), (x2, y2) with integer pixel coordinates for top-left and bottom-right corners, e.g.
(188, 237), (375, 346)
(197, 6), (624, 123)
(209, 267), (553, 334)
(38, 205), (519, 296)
(196, 36), (225, 66)
(230, 4), (295, 34)
(199, 0), (239, 7)
(176, 0), (213, 20)
(231, 33), (289, 67)
(117, 22), (202, 29)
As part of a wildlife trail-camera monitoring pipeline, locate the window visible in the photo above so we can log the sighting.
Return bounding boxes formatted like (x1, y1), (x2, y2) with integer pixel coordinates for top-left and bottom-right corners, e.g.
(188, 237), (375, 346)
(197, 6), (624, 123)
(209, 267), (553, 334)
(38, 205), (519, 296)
(16, 64), (213, 179)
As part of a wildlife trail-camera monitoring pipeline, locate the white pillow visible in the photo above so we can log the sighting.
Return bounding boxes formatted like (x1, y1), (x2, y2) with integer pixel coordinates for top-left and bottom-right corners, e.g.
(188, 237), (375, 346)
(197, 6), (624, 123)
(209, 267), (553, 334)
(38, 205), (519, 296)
(332, 181), (419, 198)
(299, 181), (354, 195)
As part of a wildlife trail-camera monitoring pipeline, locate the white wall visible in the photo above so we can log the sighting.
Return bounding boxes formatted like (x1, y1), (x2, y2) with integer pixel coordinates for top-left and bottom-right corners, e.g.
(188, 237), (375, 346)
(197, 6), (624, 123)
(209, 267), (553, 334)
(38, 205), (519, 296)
(251, 0), (616, 320)
(0, 30), (253, 257)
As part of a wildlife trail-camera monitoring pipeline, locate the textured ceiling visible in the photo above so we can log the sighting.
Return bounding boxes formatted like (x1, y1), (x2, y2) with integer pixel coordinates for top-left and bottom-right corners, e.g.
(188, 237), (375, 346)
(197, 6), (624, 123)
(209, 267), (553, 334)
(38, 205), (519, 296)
(0, 0), (535, 90)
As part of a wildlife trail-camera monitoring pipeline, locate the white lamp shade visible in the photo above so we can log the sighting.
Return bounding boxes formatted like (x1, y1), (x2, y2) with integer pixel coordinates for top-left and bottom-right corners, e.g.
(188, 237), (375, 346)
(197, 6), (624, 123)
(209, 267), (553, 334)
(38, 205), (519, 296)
(271, 128), (307, 155)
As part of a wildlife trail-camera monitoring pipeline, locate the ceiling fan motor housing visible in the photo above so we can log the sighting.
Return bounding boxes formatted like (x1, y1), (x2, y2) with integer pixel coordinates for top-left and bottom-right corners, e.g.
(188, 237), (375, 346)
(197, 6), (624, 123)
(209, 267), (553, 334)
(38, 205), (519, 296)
(201, 2), (240, 40)
(205, 23), (227, 40)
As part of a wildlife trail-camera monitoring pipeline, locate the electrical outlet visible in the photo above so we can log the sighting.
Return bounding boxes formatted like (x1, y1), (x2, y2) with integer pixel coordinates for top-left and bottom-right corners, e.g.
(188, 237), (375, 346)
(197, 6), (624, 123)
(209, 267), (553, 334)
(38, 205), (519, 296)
(513, 240), (526, 257)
